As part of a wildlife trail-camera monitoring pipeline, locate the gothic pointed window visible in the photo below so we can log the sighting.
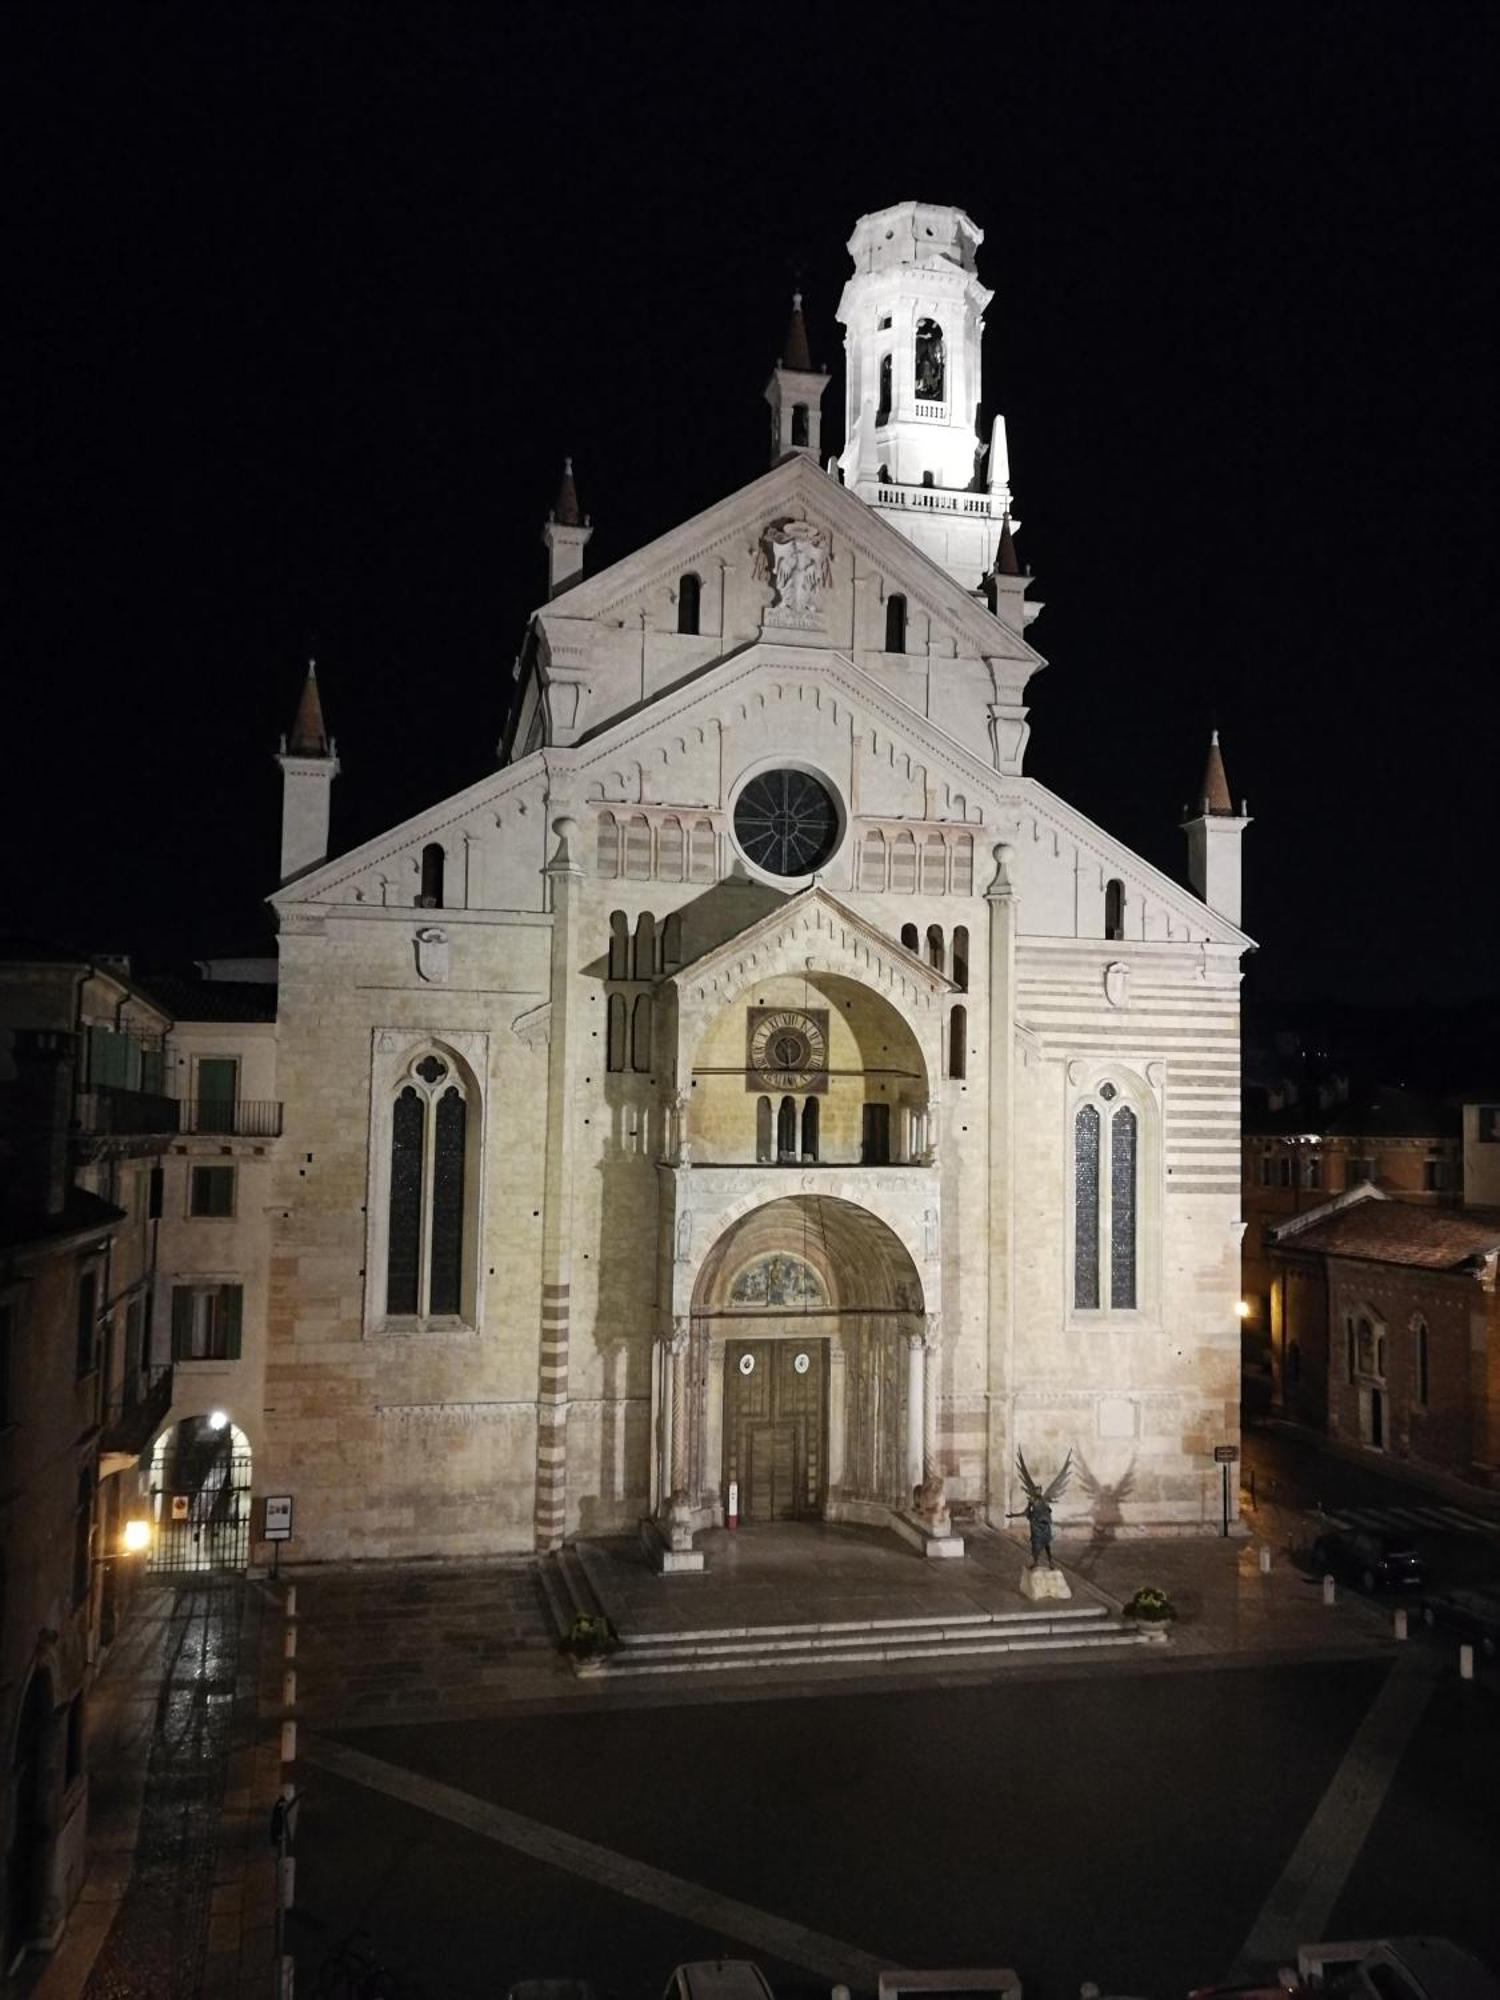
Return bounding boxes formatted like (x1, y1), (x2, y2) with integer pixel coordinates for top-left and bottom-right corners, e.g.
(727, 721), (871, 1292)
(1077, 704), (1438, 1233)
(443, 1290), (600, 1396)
(885, 594), (907, 654)
(678, 572), (701, 636)
(915, 319), (945, 402)
(1074, 1083), (1144, 1314)
(384, 1051), (475, 1324)
(1073, 1105), (1101, 1311)
(877, 354), (893, 427)
(1110, 1107), (1137, 1308)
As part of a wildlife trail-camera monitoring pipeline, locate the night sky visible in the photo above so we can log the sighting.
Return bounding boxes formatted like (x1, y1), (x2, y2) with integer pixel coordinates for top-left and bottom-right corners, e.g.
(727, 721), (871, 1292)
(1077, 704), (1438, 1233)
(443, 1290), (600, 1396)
(7, 6), (1496, 1006)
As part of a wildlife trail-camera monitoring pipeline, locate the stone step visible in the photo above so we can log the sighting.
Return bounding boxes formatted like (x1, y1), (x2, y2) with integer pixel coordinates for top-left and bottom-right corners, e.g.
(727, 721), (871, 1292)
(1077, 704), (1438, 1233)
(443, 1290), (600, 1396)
(617, 1600), (1111, 1649)
(586, 1622), (1145, 1678)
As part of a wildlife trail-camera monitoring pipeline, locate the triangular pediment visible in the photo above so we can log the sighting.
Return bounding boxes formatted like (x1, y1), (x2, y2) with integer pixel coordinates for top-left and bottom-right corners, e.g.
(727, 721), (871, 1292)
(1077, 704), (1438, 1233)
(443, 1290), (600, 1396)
(668, 882), (953, 1004)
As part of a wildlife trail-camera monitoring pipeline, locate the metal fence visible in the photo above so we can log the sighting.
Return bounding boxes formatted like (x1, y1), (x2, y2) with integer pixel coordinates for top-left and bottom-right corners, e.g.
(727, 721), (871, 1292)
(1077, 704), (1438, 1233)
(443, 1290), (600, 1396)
(149, 1449), (254, 1574)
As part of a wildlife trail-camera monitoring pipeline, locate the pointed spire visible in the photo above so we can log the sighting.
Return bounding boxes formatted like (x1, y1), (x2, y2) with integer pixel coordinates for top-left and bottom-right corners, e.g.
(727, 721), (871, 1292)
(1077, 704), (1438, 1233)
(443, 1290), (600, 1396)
(1198, 729), (1234, 815)
(781, 290), (813, 372)
(552, 456), (581, 528)
(994, 512), (1021, 577)
(288, 660), (330, 757)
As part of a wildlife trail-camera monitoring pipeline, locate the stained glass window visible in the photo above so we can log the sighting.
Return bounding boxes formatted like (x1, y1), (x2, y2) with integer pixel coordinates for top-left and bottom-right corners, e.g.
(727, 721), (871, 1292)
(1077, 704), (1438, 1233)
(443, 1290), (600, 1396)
(1074, 1105), (1100, 1310)
(1110, 1106), (1137, 1308)
(387, 1085), (425, 1315)
(429, 1087), (466, 1316)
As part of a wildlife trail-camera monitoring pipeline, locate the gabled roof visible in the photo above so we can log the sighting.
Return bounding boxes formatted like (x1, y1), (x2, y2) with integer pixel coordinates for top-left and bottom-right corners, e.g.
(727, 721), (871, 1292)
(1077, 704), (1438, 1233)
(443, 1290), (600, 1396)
(666, 881), (953, 998)
(538, 451), (1043, 668)
(1275, 1195), (1500, 1272)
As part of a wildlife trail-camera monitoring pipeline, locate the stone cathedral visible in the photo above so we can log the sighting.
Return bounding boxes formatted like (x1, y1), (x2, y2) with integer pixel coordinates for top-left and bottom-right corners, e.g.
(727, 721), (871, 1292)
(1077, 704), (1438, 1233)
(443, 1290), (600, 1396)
(264, 201), (1251, 1566)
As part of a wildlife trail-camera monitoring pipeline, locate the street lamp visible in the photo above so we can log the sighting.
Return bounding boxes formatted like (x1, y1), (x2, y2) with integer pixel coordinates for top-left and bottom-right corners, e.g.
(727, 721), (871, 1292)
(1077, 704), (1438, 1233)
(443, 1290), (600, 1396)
(207, 1409), (229, 1431)
(121, 1518), (153, 1556)
(1235, 1299), (1252, 1319)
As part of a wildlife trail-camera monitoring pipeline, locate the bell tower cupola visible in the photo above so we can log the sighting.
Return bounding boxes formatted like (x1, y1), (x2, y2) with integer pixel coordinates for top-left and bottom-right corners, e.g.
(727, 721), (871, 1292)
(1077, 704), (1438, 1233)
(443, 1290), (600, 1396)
(836, 201), (1017, 591)
(763, 291), (829, 465)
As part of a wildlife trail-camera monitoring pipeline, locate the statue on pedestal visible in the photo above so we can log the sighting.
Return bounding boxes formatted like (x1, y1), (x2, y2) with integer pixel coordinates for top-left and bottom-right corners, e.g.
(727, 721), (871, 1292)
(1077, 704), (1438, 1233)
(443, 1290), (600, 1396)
(1012, 1449), (1073, 1569)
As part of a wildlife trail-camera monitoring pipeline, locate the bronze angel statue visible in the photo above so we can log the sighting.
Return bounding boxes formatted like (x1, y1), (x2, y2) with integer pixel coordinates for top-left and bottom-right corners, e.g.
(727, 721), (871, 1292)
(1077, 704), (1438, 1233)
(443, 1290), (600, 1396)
(1012, 1448), (1073, 1569)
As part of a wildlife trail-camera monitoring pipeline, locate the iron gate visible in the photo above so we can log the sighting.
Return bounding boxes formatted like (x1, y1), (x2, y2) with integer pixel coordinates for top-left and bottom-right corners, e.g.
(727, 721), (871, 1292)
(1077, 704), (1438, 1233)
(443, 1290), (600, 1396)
(149, 1446), (254, 1574)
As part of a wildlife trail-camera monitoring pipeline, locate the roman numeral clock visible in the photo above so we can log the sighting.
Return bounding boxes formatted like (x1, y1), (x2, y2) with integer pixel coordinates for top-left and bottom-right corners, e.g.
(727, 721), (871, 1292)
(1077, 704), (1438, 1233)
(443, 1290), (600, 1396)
(746, 1008), (830, 1093)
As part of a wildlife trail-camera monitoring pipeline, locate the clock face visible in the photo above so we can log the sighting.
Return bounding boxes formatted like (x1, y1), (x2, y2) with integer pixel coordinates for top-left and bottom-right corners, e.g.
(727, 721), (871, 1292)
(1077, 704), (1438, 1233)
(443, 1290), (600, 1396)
(746, 1008), (829, 1092)
(733, 768), (840, 877)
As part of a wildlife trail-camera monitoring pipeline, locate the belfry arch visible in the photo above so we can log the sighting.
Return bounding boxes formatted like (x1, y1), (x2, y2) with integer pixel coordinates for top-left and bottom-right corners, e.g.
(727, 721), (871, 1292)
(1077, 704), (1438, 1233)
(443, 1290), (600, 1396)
(653, 1196), (936, 1533)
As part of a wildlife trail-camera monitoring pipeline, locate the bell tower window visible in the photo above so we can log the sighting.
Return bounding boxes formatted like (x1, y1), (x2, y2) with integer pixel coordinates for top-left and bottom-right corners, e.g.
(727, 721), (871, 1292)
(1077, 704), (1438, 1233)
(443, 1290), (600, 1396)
(677, 572), (701, 636)
(791, 404), (809, 447)
(885, 594), (907, 654)
(877, 354), (893, 427)
(420, 843), (445, 909)
(915, 318), (945, 401)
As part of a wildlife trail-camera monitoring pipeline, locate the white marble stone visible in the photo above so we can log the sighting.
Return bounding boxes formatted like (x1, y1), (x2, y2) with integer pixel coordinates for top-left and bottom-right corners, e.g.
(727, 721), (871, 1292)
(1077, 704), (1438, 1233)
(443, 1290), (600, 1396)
(1020, 1564), (1073, 1602)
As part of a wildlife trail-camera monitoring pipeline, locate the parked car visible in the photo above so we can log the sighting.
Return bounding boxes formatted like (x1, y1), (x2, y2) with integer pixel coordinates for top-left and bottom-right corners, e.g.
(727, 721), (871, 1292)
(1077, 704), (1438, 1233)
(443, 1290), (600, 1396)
(663, 1965), (775, 2000)
(1309, 1527), (1426, 1592)
(1418, 1586), (1500, 1659)
(1190, 1934), (1500, 1998)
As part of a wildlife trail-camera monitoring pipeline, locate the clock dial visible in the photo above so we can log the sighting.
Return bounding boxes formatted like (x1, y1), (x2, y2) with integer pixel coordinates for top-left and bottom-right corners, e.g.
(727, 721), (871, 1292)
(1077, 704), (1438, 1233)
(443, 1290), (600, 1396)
(733, 769), (840, 877)
(746, 1008), (829, 1092)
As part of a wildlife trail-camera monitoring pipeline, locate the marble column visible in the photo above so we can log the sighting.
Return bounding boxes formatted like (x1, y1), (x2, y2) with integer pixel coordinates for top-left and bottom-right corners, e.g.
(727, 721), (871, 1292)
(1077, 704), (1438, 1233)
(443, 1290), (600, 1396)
(922, 1311), (942, 1477)
(905, 1332), (926, 1499)
(668, 1318), (690, 1499)
(827, 1342), (847, 1494)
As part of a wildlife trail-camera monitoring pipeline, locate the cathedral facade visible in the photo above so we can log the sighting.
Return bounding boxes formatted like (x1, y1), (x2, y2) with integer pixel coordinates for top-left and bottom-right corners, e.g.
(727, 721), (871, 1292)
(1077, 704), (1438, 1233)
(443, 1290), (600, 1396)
(263, 202), (1251, 1564)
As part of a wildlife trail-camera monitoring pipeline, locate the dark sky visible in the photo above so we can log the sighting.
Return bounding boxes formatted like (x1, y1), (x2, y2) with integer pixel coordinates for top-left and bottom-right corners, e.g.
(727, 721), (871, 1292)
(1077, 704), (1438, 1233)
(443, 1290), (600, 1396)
(7, 5), (1496, 1003)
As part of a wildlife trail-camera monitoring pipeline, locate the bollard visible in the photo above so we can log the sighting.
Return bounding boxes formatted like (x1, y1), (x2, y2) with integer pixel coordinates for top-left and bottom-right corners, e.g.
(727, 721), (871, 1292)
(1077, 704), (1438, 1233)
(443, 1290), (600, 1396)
(280, 1719), (297, 1764)
(832, 1987), (850, 2000)
(1460, 1644), (1474, 1681)
(1322, 1574), (1336, 1607)
(285, 1584), (297, 1620)
(280, 1854), (296, 1909)
(1258, 1546), (1272, 1575)
(284, 1622), (297, 1660)
(278, 1956), (295, 1999)
(282, 1669), (297, 1709)
(1394, 1608), (1408, 1641)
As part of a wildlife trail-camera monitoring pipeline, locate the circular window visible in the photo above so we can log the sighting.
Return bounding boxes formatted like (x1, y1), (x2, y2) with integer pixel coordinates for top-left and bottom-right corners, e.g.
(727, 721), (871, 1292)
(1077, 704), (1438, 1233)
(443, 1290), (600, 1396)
(733, 769), (840, 878)
(793, 1352), (811, 1376)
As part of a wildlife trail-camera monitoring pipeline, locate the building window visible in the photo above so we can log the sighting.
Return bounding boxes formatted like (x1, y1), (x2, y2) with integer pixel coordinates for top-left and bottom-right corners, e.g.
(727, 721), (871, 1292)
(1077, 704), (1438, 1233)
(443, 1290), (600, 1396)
(862, 1102), (892, 1165)
(914, 318), (945, 400)
(1347, 1157), (1375, 1187)
(948, 1005), (967, 1081)
(777, 1096), (798, 1162)
(791, 403), (809, 447)
(877, 353), (892, 427)
(800, 1097), (819, 1161)
(952, 925), (969, 993)
(1354, 1315), (1380, 1378)
(677, 572), (701, 635)
(1422, 1157), (1449, 1192)
(608, 910), (629, 980)
(76, 1269), (98, 1380)
(632, 912), (657, 980)
(756, 1096), (773, 1163)
(1104, 879), (1125, 941)
(900, 923), (919, 953)
(419, 842), (445, 909)
(170, 1284), (244, 1360)
(1257, 1154), (1273, 1187)
(384, 1051), (473, 1322)
(1414, 1317), (1429, 1407)
(885, 593), (907, 653)
(1277, 1155), (1294, 1189)
(190, 1165), (235, 1217)
(927, 925), (945, 973)
(1074, 1083), (1141, 1313)
(1305, 1155), (1323, 1190)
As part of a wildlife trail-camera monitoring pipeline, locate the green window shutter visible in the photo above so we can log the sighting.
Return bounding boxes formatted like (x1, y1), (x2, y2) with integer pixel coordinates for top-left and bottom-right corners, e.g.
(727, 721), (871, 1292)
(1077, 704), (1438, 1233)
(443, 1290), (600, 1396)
(171, 1286), (193, 1359)
(224, 1286), (243, 1360)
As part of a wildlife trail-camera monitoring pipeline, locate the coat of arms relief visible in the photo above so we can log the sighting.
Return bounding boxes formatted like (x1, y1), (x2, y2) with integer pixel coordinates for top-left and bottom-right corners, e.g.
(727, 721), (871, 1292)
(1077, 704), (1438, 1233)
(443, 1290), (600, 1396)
(753, 517), (833, 629)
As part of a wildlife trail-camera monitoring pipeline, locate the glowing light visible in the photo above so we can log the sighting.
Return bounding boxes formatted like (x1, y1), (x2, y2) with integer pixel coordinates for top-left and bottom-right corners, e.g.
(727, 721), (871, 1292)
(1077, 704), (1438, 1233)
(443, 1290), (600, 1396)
(208, 1410), (229, 1431)
(1235, 1300), (1252, 1319)
(121, 1518), (152, 1555)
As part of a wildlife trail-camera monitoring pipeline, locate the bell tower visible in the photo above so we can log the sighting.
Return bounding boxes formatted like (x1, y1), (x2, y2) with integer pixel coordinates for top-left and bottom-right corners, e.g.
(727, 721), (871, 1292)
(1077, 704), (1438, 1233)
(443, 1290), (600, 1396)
(764, 292), (829, 465)
(836, 201), (1017, 591)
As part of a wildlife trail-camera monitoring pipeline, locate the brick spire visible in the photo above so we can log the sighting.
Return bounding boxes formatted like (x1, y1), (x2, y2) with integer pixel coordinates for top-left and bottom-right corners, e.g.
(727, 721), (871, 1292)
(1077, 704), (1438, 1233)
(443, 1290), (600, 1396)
(994, 512), (1021, 577)
(288, 661), (330, 757)
(1198, 729), (1234, 815)
(781, 291), (813, 372)
(551, 456), (581, 528)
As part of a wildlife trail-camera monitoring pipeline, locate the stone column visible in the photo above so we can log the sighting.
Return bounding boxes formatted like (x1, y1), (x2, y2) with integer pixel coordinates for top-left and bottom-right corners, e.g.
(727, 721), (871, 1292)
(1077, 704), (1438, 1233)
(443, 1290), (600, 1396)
(533, 815), (583, 1552)
(905, 1332), (926, 1500)
(922, 1311), (942, 1476)
(985, 841), (1018, 1528)
(827, 1343), (847, 1494)
(668, 1317), (691, 1501)
(653, 1334), (675, 1516)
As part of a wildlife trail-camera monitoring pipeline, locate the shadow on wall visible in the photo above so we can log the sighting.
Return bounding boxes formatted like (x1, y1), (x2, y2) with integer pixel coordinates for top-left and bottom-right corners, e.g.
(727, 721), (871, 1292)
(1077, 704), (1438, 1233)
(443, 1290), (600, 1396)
(1066, 1448), (1137, 1576)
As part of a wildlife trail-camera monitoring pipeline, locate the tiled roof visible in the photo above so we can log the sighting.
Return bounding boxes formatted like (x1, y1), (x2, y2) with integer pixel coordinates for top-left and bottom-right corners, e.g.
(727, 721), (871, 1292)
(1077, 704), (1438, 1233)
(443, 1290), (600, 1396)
(1197, 731), (1234, 815)
(1283, 1201), (1500, 1270)
(136, 976), (278, 1022)
(287, 665), (330, 756)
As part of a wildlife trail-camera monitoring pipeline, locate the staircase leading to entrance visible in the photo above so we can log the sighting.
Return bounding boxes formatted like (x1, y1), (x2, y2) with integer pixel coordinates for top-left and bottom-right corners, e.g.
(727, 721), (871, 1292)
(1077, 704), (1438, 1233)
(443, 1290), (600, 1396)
(537, 1536), (1148, 1680)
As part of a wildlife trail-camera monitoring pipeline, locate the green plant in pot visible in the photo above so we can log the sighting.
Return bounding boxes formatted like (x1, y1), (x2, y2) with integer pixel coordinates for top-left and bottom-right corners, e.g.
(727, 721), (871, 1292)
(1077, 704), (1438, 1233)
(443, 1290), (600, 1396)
(1123, 1586), (1176, 1624)
(559, 1612), (618, 1659)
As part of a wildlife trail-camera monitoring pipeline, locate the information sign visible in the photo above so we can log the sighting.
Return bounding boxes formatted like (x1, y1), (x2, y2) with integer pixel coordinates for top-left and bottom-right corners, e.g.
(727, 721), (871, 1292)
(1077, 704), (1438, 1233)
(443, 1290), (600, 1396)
(1213, 1444), (1239, 1463)
(264, 1495), (294, 1542)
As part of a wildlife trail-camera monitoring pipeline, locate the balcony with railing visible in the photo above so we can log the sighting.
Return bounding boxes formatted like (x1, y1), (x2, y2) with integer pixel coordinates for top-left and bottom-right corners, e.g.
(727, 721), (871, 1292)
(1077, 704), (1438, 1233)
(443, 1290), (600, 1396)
(179, 1098), (284, 1138)
(77, 1085), (181, 1136)
(867, 477), (1013, 519)
(100, 1362), (174, 1469)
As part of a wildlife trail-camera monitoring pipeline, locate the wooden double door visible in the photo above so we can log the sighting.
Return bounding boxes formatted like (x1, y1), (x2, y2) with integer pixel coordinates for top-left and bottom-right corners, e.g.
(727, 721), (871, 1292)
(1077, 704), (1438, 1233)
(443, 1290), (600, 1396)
(723, 1338), (828, 1522)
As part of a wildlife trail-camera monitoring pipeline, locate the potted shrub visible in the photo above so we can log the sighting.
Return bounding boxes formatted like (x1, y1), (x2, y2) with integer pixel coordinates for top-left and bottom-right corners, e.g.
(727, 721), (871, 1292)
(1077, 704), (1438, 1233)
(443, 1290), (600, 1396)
(1123, 1586), (1176, 1639)
(558, 1612), (618, 1661)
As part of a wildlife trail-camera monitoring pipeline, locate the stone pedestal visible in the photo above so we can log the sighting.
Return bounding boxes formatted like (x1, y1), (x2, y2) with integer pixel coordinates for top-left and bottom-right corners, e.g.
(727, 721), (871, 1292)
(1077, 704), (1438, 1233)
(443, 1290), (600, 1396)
(640, 1517), (705, 1575)
(1019, 1563), (1072, 1602)
(891, 1511), (966, 1560)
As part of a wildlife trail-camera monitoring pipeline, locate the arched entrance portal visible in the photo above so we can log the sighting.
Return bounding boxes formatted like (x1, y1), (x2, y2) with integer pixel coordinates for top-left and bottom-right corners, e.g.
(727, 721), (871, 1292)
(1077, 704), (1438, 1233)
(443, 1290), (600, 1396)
(148, 1416), (253, 1573)
(4, 1671), (58, 1968)
(680, 1197), (928, 1528)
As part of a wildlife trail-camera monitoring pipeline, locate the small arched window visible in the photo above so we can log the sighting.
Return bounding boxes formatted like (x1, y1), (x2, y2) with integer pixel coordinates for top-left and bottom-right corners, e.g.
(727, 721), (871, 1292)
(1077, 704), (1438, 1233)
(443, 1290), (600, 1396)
(927, 925), (945, 974)
(1105, 879), (1125, 941)
(885, 594), (907, 654)
(952, 925), (969, 993)
(948, 1004), (967, 1080)
(608, 911), (629, 981)
(596, 811), (620, 879)
(631, 994), (653, 1074)
(420, 843), (445, 909)
(877, 354), (893, 427)
(678, 573), (701, 636)
(386, 1051), (473, 1322)
(900, 923), (919, 953)
(633, 912), (656, 981)
(756, 1096), (773, 1163)
(801, 1097), (819, 1161)
(777, 1096), (798, 1162)
(606, 994), (627, 1073)
(915, 319), (945, 401)
(791, 403), (809, 447)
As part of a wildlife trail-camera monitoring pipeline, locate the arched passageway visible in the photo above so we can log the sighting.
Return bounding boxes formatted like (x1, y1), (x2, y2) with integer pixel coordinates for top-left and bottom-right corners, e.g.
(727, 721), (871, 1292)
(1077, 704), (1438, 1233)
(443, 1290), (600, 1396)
(148, 1416), (253, 1573)
(4, 1671), (59, 1967)
(663, 1196), (930, 1527)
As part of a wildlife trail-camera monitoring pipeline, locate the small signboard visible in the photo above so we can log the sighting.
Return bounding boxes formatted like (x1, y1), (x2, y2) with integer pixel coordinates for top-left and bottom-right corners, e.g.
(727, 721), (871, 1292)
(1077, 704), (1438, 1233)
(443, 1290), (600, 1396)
(264, 1495), (294, 1542)
(1213, 1443), (1240, 1464)
(171, 1494), (189, 1521)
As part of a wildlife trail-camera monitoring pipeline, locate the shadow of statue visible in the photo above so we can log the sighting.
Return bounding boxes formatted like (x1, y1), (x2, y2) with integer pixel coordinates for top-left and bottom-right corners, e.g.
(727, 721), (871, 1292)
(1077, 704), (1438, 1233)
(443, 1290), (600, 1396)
(1068, 1448), (1136, 1577)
